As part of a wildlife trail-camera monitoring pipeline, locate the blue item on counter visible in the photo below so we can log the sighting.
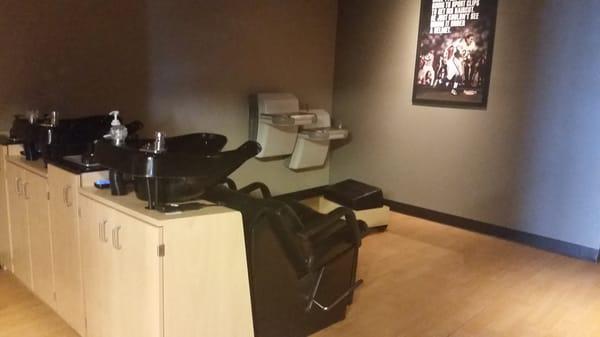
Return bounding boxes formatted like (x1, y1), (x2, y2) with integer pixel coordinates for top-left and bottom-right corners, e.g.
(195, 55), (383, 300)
(94, 179), (111, 189)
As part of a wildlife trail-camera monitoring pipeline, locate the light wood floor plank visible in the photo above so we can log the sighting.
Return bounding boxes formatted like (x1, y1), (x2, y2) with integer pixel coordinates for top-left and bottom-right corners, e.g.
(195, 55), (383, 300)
(0, 272), (78, 337)
(1, 213), (599, 336)
(313, 213), (600, 337)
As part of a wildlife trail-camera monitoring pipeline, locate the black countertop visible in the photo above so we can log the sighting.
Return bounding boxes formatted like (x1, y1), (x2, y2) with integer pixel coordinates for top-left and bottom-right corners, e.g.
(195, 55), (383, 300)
(0, 135), (105, 174)
(46, 158), (107, 175)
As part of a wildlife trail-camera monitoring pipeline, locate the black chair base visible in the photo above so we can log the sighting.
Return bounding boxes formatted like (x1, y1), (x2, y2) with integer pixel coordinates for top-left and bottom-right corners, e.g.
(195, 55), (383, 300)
(205, 184), (362, 337)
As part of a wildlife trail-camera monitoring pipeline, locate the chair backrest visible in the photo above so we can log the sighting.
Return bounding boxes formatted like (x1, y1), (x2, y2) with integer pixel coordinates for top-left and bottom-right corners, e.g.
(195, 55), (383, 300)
(205, 185), (313, 277)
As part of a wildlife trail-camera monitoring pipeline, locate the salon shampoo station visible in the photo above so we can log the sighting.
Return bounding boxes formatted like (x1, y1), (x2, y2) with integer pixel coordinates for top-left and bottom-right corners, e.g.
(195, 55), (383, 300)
(0, 116), (366, 337)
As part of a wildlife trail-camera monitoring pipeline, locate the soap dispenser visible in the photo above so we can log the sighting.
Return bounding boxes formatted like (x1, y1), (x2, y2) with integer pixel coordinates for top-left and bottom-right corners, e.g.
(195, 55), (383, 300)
(105, 110), (128, 196)
(106, 110), (128, 146)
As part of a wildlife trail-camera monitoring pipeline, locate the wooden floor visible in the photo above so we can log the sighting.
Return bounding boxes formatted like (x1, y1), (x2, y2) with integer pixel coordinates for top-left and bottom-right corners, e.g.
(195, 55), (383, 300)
(1, 213), (600, 337)
(0, 273), (78, 337)
(315, 213), (600, 337)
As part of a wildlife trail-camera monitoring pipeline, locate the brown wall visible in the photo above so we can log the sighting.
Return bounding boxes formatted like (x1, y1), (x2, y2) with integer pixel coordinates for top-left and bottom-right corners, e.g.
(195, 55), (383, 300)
(0, 0), (338, 193)
(143, 0), (338, 193)
(0, 1), (149, 129)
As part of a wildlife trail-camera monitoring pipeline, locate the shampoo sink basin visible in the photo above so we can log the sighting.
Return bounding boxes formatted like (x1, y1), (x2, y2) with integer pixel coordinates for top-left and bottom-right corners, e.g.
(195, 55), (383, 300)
(9, 114), (143, 163)
(94, 133), (261, 209)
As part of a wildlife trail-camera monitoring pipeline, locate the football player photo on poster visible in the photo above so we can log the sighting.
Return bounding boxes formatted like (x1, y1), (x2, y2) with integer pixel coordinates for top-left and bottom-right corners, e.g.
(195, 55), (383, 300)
(412, 0), (498, 108)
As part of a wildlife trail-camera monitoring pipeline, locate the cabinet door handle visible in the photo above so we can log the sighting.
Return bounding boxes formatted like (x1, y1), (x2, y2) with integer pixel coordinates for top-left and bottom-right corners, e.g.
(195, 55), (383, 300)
(15, 177), (22, 195)
(112, 226), (122, 250)
(98, 220), (109, 243)
(63, 185), (73, 207)
(23, 182), (30, 200)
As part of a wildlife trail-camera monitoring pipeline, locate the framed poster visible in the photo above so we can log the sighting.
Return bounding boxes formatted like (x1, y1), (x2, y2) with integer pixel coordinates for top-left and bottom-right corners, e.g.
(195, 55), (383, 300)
(412, 0), (498, 108)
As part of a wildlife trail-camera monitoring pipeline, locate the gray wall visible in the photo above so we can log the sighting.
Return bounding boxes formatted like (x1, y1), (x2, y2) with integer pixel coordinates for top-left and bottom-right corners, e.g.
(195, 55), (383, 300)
(331, 0), (600, 249)
(0, 0), (338, 194)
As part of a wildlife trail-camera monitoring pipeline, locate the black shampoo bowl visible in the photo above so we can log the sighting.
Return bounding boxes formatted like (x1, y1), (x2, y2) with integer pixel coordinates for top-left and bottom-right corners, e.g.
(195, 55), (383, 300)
(9, 114), (143, 163)
(94, 133), (260, 208)
(125, 132), (227, 155)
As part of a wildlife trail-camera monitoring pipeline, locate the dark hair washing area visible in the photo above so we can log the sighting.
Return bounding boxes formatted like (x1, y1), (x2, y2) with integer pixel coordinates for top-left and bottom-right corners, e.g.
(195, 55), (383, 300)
(1, 104), (388, 337)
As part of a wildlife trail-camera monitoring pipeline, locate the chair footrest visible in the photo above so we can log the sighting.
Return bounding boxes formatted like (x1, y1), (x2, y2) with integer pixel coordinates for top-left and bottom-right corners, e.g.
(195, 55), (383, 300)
(311, 279), (364, 312)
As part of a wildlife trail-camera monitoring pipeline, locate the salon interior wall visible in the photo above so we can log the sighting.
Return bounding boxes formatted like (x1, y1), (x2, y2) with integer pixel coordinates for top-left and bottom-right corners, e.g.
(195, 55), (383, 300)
(0, 0), (338, 194)
(144, 0), (337, 194)
(330, 0), (600, 249)
(0, 1), (150, 131)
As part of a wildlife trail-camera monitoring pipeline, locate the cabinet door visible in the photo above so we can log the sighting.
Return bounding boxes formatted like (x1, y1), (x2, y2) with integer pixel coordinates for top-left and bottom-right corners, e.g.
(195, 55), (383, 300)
(80, 196), (114, 337)
(25, 171), (55, 307)
(0, 146), (11, 269)
(48, 165), (85, 335)
(110, 211), (161, 337)
(5, 163), (32, 288)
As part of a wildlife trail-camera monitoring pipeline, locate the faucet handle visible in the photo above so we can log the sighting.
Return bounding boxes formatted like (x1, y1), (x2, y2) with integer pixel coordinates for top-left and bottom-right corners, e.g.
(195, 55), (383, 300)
(154, 131), (167, 153)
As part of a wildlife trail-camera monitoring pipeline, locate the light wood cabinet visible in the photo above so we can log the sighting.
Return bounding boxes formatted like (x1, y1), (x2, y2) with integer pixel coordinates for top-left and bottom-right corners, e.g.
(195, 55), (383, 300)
(48, 165), (86, 336)
(5, 162), (32, 289)
(80, 187), (254, 337)
(80, 196), (161, 337)
(3, 152), (254, 337)
(80, 196), (111, 337)
(0, 146), (11, 269)
(111, 210), (162, 337)
(25, 170), (55, 307)
(5, 159), (55, 308)
(78, 188), (254, 337)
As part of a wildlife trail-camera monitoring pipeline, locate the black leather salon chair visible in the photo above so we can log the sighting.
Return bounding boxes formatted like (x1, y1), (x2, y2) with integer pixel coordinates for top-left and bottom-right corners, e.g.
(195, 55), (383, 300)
(204, 184), (363, 337)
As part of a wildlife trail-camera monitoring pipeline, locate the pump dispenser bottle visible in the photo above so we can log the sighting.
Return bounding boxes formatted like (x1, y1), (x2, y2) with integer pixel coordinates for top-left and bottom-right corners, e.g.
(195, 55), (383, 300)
(107, 111), (128, 146)
(105, 110), (128, 195)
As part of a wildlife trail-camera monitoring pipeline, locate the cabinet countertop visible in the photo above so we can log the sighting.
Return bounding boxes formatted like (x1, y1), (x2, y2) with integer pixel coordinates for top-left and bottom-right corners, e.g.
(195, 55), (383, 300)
(79, 187), (240, 227)
(6, 156), (48, 178)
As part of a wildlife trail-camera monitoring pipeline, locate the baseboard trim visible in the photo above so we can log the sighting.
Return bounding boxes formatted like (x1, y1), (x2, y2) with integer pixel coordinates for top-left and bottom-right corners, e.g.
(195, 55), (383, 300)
(385, 199), (600, 263)
(276, 186), (599, 263)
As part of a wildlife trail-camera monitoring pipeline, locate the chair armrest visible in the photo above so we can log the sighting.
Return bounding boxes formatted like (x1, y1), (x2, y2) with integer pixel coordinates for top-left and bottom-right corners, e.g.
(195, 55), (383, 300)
(223, 178), (238, 190)
(298, 207), (362, 245)
(238, 182), (272, 198)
